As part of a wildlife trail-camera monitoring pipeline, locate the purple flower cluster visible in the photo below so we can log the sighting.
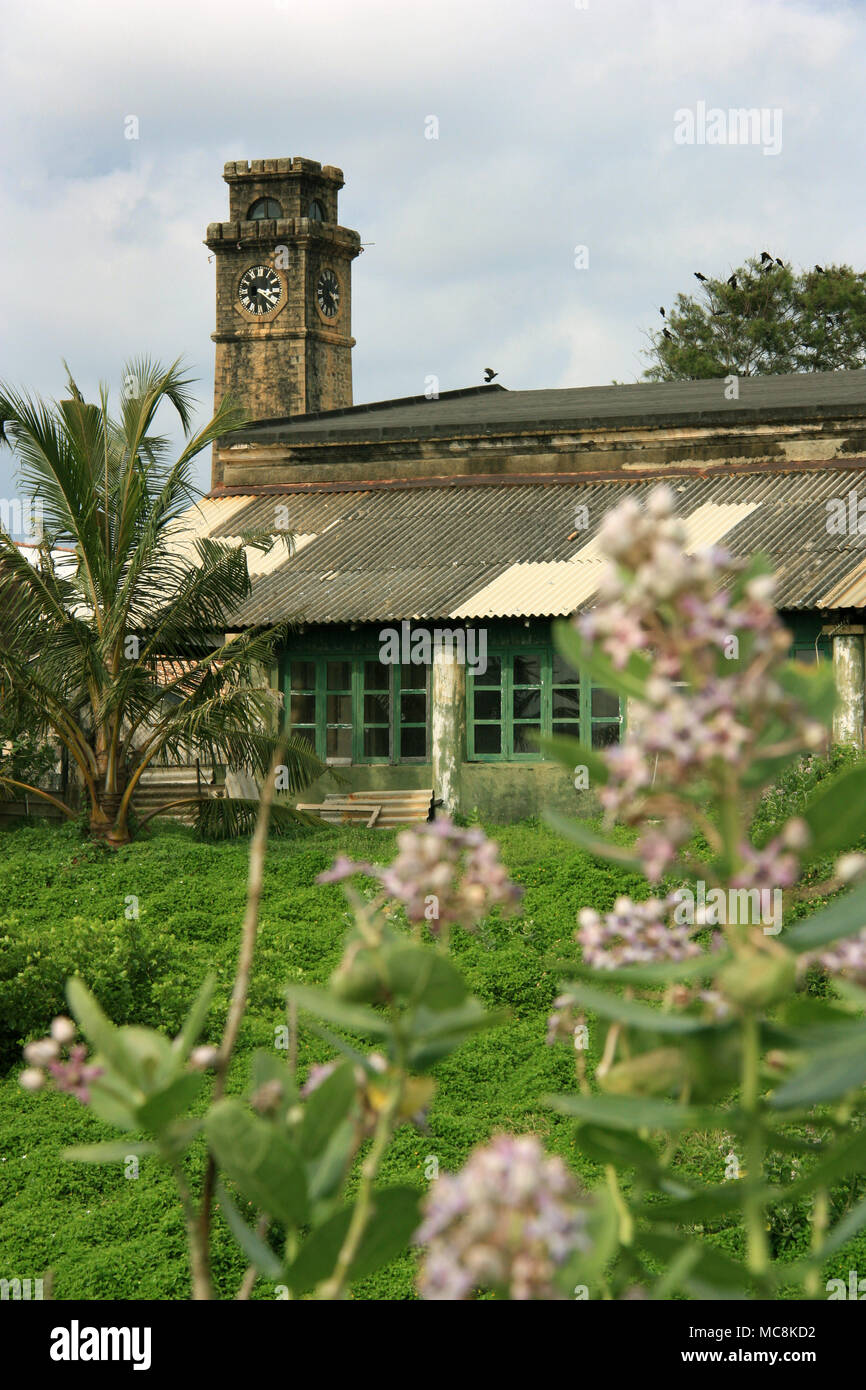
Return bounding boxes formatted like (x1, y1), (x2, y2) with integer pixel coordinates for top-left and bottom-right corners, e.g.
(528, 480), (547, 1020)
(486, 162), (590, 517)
(317, 817), (523, 934)
(810, 930), (866, 987)
(578, 486), (824, 883)
(19, 1017), (102, 1103)
(415, 1133), (590, 1300)
(577, 895), (702, 970)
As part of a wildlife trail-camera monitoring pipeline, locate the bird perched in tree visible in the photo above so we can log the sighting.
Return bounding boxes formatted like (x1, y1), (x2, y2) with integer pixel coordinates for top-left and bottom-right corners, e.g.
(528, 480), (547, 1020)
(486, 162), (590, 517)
(775, 257), (783, 266)
(727, 274), (738, 288)
(694, 271), (707, 282)
(659, 307), (665, 317)
(663, 328), (673, 340)
(815, 265), (825, 274)
(760, 251), (773, 263)
(483, 367), (498, 383)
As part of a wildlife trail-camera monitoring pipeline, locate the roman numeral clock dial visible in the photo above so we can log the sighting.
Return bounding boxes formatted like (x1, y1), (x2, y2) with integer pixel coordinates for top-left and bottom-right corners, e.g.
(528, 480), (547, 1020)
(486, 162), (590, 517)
(238, 264), (282, 316)
(316, 267), (340, 318)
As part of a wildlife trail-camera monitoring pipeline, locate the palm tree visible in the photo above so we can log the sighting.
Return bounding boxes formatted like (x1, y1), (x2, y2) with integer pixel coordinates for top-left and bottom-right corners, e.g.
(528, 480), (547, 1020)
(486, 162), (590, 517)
(0, 358), (322, 844)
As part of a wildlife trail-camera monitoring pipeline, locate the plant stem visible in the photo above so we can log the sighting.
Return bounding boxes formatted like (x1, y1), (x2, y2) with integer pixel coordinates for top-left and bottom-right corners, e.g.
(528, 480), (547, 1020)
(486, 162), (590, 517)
(173, 1162), (213, 1301)
(199, 740), (286, 1290)
(741, 1011), (770, 1283)
(316, 1074), (405, 1300)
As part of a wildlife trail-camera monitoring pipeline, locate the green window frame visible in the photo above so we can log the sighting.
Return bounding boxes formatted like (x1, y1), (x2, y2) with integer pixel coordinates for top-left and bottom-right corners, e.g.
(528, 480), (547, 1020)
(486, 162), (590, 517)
(286, 655), (430, 764)
(468, 648), (622, 761)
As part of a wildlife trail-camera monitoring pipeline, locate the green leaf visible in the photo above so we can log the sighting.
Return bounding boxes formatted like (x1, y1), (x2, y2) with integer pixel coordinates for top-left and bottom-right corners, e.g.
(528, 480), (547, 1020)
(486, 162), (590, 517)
(769, 1035), (866, 1108)
(538, 732), (610, 787)
(545, 1092), (700, 1133)
(777, 659), (838, 729)
(558, 981), (715, 1034)
(553, 619), (650, 700)
(543, 809), (642, 868)
(66, 978), (143, 1091)
(638, 1232), (748, 1296)
(384, 945), (467, 1012)
(802, 764), (866, 858)
(575, 1124), (661, 1172)
(561, 953), (724, 987)
(216, 1181), (284, 1281)
(174, 974), (216, 1061)
(136, 1071), (204, 1134)
(284, 985), (392, 1039)
(285, 1186), (421, 1295)
(407, 1000), (506, 1070)
(62, 1141), (158, 1163)
(783, 878), (866, 951)
(205, 1098), (309, 1229)
(307, 1117), (357, 1204)
(816, 1193), (866, 1258)
(85, 1076), (139, 1131)
(299, 1062), (357, 1160)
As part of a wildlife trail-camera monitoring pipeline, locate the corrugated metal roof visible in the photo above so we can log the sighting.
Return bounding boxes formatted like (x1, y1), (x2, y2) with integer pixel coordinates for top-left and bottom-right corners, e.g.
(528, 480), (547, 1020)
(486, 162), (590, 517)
(174, 467), (866, 625)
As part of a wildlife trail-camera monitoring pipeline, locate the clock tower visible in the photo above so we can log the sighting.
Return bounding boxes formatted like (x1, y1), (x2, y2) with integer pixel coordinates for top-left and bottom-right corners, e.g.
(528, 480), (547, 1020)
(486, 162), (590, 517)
(205, 157), (361, 465)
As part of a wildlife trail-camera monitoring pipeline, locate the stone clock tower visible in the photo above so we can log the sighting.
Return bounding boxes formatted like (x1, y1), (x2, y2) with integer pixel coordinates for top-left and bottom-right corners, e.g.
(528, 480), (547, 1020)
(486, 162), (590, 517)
(205, 157), (361, 458)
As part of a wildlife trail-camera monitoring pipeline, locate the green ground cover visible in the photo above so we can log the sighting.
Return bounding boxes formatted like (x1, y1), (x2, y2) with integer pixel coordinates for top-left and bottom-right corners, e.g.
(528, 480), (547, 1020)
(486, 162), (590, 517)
(1, 811), (864, 1299)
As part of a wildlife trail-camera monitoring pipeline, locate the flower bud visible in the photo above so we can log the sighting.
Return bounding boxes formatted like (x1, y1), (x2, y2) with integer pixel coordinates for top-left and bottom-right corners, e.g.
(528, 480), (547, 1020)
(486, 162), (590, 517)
(836, 852), (866, 884)
(50, 1015), (77, 1045)
(24, 1037), (59, 1066)
(189, 1045), (220, 1071)
(19, 1067), (45, 1091)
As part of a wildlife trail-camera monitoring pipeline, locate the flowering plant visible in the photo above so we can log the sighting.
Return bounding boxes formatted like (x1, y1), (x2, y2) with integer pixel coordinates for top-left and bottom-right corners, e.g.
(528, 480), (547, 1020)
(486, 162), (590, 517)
(543, 485), (866, 1297)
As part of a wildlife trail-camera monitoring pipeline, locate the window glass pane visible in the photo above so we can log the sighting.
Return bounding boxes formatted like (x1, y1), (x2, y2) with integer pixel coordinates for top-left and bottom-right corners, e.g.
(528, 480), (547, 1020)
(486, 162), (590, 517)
(512, 689), (540, 719)
(291, 662), (316, 691)
(474, 656), (501, 686)
(513, 655), (541, 686)
(591, 722), (621, 749)
(553, 721), (581, 738)
(474, 689), (501, 720)
(552, 654), (580, 685)
(401, 726), (427, 759)
(326, 661), (351, 691)
(474, 724), (501, 755)
(401, 692), (426, 723)
(364, 692), (390, 722)
(400, 662), (426, 690)
(552, 688), (580, 718)
(363, 726), (389, 758)
(326, 726), (352, 759)
(293, 730), (317, 753)
(364, 659), (389, 690)
(591, 687), (620, 719)
(326, 693), (352, 724)
(290, 693), (316, 724)
(513, 723), (541, 753)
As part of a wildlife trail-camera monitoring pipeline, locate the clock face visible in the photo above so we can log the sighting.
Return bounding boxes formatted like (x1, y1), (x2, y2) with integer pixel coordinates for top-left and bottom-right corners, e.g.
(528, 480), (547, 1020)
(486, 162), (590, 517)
(316, 268), (340, 318)
(238, 264), (282, 316)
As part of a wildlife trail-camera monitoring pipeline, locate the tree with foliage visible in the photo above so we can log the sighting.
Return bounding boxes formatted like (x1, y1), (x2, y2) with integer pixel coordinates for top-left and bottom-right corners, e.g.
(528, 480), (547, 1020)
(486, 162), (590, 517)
(644, 255), (866, 380)
(0, 359), (321, 845)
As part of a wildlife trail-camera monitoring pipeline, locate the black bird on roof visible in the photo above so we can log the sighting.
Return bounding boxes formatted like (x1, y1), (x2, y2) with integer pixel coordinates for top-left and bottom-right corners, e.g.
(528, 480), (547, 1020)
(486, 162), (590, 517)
(483, 367), (498, 383)
(694, 271), (707, 282)
(727, 274), (738, 288)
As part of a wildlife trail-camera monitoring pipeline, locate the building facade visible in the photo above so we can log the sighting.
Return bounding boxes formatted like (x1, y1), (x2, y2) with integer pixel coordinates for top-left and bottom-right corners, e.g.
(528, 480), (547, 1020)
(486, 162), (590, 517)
(192, 156), (866, 821)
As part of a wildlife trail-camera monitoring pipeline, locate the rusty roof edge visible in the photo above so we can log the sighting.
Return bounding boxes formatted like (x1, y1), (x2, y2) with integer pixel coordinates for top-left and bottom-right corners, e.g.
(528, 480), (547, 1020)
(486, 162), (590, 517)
(208, 454), (866, 498)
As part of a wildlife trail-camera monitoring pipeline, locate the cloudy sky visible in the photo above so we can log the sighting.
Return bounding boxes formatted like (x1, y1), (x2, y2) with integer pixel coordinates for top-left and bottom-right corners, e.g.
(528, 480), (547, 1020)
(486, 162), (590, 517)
(1, 0), (864, 501)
